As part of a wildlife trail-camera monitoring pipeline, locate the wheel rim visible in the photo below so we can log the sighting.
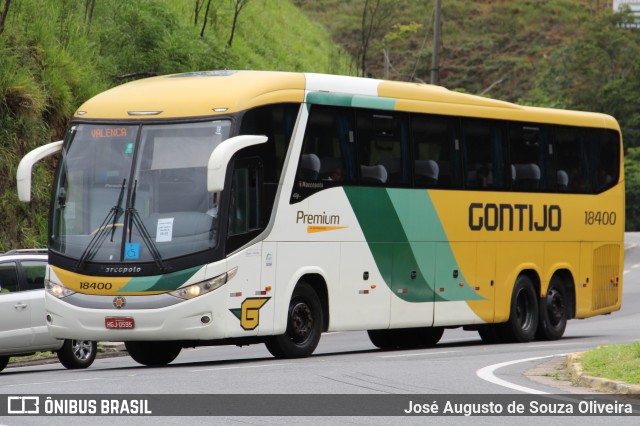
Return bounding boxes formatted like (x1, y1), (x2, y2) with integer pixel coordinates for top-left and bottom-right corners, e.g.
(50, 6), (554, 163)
(515, 289), (533, 330)
(546, 288), (565, 327)
(288, 301), (314, 344)
(71, 340), (93, 361)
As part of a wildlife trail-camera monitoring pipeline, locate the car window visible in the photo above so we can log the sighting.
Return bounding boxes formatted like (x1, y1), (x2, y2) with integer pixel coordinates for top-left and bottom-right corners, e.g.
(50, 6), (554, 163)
(0, 262), (19, 293)
(21, 261), (47, 291)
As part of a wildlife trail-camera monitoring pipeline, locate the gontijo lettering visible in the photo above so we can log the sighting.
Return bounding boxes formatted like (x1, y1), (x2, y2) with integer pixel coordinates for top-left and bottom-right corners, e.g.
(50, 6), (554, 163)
(469, 203), (561, 231)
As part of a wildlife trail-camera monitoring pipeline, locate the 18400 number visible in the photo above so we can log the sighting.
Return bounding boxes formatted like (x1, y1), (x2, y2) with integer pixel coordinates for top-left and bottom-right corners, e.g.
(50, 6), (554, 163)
(584, 210), (616, 226)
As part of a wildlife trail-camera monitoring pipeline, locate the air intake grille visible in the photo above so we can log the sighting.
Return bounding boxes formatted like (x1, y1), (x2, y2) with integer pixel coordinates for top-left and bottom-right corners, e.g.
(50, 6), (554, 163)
(592, 244), (620, 310)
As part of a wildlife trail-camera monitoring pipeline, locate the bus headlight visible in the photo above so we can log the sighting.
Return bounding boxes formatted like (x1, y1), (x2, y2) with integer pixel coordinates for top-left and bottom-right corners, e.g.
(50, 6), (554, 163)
(169, 267), (237, 300)
(45, 279), (76, 299)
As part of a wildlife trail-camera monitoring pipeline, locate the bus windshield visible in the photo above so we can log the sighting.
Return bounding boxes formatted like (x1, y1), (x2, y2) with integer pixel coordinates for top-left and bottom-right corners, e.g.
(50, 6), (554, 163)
(51, 121), (231, 265)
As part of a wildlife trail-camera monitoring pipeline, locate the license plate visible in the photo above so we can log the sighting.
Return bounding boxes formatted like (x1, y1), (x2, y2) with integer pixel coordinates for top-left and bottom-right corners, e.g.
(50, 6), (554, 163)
(105, 317), (135, 329)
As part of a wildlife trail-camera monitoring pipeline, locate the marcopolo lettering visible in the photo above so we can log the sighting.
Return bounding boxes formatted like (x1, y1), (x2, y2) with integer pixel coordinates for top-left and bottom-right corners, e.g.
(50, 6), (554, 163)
(468, 203), (561, 232)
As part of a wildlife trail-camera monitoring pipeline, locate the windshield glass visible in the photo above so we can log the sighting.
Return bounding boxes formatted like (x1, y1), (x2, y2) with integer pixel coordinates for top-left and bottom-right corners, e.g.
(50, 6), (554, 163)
(51, 121), (231, 264)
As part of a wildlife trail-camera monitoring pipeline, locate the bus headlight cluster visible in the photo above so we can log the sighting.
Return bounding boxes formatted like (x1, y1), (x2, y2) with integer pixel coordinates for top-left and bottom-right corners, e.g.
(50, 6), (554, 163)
(45, 279), (76, 299)
(169, 267), (237, 300)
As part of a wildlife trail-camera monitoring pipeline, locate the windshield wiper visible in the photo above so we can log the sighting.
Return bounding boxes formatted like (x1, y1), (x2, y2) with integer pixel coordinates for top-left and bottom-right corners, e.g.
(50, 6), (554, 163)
(74, 179), (126, 271)
(126, 180), (166, 272)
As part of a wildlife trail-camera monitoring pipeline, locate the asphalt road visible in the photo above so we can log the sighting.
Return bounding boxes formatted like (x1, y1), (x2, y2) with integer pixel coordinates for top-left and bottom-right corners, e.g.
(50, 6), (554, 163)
(2, 234), (640, 425)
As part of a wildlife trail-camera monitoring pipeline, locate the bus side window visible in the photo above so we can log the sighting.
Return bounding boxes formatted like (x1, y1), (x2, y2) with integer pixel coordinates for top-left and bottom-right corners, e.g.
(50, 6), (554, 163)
(553, 126), (591, 193)
(508, 124), (547, 191)
(412, 114), (459, 189)
(356, 110), (409, 186)
(291, 105), (356, 203)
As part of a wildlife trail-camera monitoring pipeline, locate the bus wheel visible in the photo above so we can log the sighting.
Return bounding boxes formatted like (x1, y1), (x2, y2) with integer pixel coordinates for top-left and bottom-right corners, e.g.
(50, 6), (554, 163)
(0, 356), (9, 373)
(265, 282), (323, 359)
(413, 327), (444, 347)
(478, 325), (503, 344)
(499, 275), (539, 343)
(124, 341), (182, 366)
(536, 276), (568, 341)
(367, 330), (399, 349)
(57, 339), (97, 369)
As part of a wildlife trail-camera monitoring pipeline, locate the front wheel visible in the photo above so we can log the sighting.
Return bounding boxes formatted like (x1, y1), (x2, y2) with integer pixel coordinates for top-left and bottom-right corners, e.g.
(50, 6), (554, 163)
(499, 275), (539, 343)
(265, 282), (323, 359)
(125, 341), (182, 366)
(57, 340), (97, 369)
(535, 276), (568, 341)
(0, 356), (9, 373)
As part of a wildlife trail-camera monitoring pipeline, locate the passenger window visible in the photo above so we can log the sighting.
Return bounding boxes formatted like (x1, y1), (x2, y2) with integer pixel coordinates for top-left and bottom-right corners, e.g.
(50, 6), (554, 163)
(22, 261), (47, 291)
(411, 115), (459, 189)
(590, 129), (620, 193)
(0, 262), (19, 293)
(554, 126), (591, 193)
(508, 124), (547, 191)
(463, 119), (509, 190)
(292, 105), (356, 203)
(356, 110), (409, 186)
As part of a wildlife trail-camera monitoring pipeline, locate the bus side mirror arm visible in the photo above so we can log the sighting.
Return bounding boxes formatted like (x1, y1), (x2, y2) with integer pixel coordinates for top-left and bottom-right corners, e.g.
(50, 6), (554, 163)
(207, 135), (268, 192)
(17, 140), (63, 202)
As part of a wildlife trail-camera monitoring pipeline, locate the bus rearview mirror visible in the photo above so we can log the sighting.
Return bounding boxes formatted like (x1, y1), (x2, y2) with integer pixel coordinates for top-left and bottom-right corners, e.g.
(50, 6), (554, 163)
(207, 135), (268, 192)
(17, 140), (63, 202)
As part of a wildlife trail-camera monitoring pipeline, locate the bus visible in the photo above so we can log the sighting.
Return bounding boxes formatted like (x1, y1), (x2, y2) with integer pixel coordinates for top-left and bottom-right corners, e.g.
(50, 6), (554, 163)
(17, 70), (624, 366)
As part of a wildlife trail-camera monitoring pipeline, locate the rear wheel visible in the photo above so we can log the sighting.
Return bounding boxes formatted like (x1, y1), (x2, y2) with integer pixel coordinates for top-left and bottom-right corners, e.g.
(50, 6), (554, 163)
(125, 341), (182, 366)
(57, 340), (97, 369)
(0, 356), (9, 373)
(265, 282), (323, 359)
(536, 276), (568, 341)
(477, 325), (503, 344)
(499, 275), (539, 343)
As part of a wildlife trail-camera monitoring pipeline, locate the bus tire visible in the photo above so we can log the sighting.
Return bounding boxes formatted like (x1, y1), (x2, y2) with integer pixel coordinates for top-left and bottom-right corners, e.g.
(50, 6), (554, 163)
(368, 327), (444, 349)
(124, 341), (182, 366)
(265, 282), (323, 359)
(535, 276), (568, 341)
(478, 325), (503, 344)
(0, 356), (9, 373)
(57, 339), (97, 369)
(367, 330), (399, 349)
(499, 275), (539, 343)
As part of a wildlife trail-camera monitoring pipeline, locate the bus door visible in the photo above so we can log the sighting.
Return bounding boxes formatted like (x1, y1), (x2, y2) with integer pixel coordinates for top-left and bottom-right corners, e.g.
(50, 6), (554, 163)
(224, 158), (272, 337)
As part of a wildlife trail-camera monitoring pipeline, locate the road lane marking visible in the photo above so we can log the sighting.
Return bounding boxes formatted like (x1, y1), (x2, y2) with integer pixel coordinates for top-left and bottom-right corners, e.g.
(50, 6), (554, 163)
(191, 363), (287, 372)
(476, 354), (566, 394)
(1, 377), (104, 389)
(378, 350), (461, 358)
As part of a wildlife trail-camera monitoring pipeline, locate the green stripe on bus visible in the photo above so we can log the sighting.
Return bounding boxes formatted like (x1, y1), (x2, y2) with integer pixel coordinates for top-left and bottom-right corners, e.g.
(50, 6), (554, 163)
(118, 266), (202, 292)
(344, 187), (483, 302)
(306, 92), (397, 110)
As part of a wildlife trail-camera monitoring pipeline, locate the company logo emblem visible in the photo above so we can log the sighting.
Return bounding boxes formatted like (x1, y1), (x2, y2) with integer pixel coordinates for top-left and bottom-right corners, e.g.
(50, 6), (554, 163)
(230, 297), (270, 330)
(113, 296), (126, 309)
(7, 396), (40, 414)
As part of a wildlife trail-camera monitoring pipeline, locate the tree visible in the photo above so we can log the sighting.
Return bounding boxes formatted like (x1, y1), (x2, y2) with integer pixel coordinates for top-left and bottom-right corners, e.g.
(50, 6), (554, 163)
(200, 0), (212, 38)
(358, 0), (396, 77)
(0, 0), (12, 35)
(227, 0), (250, 47)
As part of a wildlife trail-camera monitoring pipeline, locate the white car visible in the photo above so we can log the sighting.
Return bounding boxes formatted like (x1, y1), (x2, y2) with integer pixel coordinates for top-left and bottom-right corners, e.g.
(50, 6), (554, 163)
(0, 249), (97, 373)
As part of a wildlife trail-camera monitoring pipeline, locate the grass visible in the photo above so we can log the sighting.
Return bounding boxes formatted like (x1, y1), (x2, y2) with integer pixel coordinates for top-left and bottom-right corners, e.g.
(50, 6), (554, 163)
(580, 343), (640, 385)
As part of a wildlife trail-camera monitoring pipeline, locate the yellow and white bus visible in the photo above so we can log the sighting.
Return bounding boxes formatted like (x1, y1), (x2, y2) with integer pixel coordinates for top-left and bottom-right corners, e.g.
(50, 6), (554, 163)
(17, 71), (624, 366)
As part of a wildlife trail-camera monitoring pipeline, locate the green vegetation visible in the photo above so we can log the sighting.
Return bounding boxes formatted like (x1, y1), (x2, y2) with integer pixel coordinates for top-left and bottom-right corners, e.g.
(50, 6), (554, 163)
(0, 0), (350, 250)
(581, 343), (640, 385)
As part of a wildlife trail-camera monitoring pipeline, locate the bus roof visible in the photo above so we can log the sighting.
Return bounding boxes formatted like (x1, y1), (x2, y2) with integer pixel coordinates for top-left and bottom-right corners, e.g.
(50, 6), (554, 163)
(74, 70), (620, 131)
